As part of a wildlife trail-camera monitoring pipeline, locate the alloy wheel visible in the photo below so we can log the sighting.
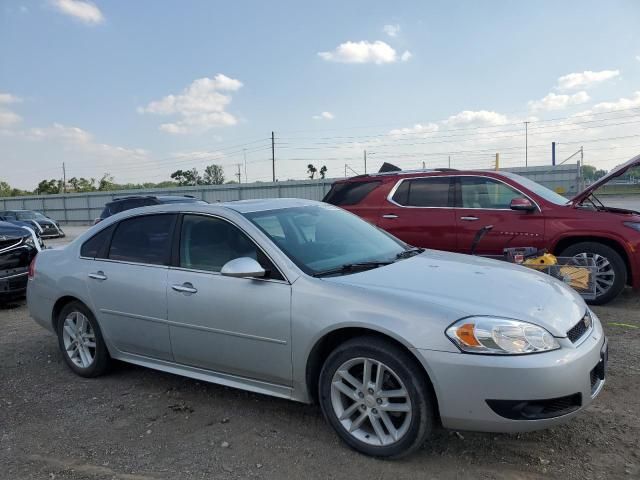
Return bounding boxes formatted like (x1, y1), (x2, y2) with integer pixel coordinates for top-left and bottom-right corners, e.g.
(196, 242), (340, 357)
(62, 311), (96, 369)
(330, 357), (412, 447)
(573, 252), (615, 297)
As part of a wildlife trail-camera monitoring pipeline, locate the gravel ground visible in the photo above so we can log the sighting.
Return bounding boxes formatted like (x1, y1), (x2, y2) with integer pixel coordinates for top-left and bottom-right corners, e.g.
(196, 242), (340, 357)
(1, 229), (639, 479)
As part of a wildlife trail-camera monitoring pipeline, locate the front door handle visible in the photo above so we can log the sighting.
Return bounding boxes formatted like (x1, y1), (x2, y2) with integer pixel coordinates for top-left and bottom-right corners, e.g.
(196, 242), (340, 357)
(172, 283), (198, 294)
(88, 271), (107, 281)
(382, 214), (398, 219)
(460, 216), (479, 221)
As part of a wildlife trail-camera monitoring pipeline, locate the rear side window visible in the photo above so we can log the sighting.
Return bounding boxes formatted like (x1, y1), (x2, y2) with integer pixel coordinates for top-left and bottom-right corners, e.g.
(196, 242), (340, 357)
(323, 181), (382, 206)
(81, 225), (115, 258)
(392, 177), (452, 207)
(108, 214), (175, 265)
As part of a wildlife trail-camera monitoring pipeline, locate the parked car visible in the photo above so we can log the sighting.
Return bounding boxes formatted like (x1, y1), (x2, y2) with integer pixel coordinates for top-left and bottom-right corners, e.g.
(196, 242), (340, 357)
(1, 221), (40, 301)
(0, 214), (45, 248)
(323, 154), (640, 305)
(94, 195), (208, 224)
(28, 199), (606, 457)
(0, 210), (65, 238)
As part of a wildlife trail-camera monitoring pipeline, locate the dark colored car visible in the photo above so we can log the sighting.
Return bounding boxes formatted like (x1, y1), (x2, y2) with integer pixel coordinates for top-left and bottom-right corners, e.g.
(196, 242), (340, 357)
(95, 195), (208, 224)
(0, 221), (40, 301)
(0, 210), (65, 238)
(323, 154), (640, 305)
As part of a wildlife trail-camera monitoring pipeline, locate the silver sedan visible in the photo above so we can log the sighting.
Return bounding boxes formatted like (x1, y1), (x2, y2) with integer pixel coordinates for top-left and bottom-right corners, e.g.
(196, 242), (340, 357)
(27, 199), (607, 457)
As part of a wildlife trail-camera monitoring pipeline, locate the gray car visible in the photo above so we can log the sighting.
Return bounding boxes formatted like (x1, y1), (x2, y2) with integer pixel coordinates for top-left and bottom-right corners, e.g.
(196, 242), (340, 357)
(27, 199), (607, 457)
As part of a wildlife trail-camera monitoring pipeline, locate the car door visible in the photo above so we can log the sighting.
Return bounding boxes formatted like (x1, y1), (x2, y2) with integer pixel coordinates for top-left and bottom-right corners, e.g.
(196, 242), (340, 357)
(83, 214), (177, 361)
(454, 176), (546, 255)
(166, 214), (292, 386)
(376, 176), (457, 250)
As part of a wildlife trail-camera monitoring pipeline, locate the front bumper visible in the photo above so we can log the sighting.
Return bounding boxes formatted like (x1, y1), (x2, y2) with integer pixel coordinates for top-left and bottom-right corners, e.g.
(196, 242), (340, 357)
(0, 268), (28, 300)
(416, 320), (606, 433)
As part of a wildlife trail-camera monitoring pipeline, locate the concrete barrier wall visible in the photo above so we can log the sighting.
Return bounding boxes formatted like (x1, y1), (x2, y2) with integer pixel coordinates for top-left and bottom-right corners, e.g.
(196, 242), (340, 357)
(0, 164), (581, 224)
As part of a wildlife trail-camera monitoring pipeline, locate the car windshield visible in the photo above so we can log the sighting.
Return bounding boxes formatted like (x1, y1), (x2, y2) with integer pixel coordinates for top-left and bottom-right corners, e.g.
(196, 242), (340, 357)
(501, 173), (569, 206)
(16, 211), (44, 220)
(244, 205), (407, 276)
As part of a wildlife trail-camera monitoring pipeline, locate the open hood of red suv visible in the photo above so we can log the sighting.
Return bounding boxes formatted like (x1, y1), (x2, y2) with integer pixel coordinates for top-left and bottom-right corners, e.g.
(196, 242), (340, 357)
(571, 153), (640, 204)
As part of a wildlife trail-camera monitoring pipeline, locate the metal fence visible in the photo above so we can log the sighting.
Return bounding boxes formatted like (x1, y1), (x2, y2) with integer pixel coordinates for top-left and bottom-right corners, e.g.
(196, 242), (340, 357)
(0, 164), (580, 225)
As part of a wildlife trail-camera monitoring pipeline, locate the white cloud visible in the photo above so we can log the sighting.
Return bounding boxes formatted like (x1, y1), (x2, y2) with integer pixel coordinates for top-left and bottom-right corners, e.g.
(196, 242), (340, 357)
(383, 24), (400, 37)
(589, 91), (640, 113)
(312, 111), (335, 120)
(51, 0), (104, 25)
(444, 110), (509, 127)
(528, 91), (590, 112)
(0, 93), (22, 104)
(636, 55), (640, 62)
(400, 50), (412, 62)
(556, 70), (620, 91)
(319, 41), (400, 64)
(138, 74), (243, 134)
(388, 123), (439, 136)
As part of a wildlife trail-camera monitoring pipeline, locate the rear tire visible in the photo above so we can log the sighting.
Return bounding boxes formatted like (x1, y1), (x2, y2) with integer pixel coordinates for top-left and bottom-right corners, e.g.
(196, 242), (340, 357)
(559, 241), (626, 305)
(318, 336), (435, 458)
(56, 301), (111, 377)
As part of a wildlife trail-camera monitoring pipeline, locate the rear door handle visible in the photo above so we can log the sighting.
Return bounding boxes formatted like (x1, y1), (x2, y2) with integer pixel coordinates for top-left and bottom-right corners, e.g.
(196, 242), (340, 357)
(88, 271), (107, 281)
(460, 216), (479, 221)
(172, 283), (198, 294)
(382, 214), (398, 219)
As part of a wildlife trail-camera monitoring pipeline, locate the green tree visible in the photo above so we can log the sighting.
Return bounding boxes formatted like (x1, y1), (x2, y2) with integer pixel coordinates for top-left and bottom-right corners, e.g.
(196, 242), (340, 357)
(582, 165), (607, 182)
(98, 173), (115, 191)
(36, 179), (62, 194)
(171, 168), (201, 186)
(203, 164), (225, 185)
(0, 180), (11, 197)
(307, 163), (317, 179)
(319, 165), (327, 179)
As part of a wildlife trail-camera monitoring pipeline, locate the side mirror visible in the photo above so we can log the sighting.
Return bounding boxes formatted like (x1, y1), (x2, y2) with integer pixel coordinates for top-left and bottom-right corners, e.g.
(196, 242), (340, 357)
(220, 257), (266, 279)
(510, 197), (536, 212)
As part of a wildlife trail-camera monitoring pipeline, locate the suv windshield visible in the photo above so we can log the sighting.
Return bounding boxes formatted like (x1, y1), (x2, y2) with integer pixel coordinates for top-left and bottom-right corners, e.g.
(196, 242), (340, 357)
(16, 211), (46, 220)
(500, 173), (569, 206)
(244, 205), (407, 276)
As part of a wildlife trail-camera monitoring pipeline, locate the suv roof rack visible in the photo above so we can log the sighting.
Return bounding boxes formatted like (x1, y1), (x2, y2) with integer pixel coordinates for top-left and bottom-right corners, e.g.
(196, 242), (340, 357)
(112, 195), (157, 202)
(434, 168), (459, 172)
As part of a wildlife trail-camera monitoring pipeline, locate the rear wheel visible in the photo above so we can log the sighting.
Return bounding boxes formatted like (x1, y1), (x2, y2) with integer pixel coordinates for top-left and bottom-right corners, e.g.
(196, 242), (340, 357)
(318, 337), (434, 458)
(56, 301), (111, 377)
(559, 242), (627, 305)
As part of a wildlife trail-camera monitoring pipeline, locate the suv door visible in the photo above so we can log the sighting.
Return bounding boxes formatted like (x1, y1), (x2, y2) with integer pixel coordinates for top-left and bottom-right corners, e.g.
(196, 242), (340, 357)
(82, 214), (177, 360)
(166, 214), (292, 386)
(454, 176), (546, 254)
(376, 176), (456, 250)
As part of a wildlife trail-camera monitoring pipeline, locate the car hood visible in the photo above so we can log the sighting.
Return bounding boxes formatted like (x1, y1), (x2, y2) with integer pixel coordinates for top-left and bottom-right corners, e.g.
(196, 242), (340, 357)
(0, 221), (30, 239)
(571, 153), (640, 204)
(325, 250), (585, 337)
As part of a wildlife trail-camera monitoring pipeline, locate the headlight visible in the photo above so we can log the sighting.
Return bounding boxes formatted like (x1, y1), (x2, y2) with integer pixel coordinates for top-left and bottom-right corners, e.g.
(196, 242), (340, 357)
(623, 222), (640, 232)
(24, 236), (36, 248)
(446, 317), (560, 354)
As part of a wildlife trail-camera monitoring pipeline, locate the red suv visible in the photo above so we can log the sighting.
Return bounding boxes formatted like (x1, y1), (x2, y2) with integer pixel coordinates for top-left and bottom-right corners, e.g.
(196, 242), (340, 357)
(323, 155), (640, 304)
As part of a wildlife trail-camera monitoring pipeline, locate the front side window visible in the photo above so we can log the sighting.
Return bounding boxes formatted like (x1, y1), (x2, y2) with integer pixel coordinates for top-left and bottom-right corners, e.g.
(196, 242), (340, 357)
(108, 214), (175, 265)
(392, 177), (452, 207)
(245, 205), (406, 275)
(179, 215), (282, 279)
(459, 177), (522, 209)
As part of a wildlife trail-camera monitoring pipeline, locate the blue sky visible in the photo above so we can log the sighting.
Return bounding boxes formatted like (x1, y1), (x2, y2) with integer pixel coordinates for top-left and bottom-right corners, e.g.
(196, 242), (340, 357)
(1, 0), (639, 189)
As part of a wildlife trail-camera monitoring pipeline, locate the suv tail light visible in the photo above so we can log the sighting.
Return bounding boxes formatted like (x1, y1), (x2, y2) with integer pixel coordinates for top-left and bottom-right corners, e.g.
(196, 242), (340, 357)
(28, 256), (37, 279)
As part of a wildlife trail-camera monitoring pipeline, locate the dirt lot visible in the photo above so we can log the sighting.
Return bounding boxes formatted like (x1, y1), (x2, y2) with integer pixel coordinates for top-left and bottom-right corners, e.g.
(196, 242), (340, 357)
(1, 230), (639, 479)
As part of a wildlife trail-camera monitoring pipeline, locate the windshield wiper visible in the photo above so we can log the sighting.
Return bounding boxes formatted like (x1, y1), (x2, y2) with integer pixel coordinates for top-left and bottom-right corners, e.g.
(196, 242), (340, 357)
(396, 247), (425, 259)
(312, 261), (394, 278)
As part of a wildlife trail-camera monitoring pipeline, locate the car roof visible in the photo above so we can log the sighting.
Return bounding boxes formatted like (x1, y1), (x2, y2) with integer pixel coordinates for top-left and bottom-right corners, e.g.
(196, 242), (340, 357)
(336, 168), (509, 183)
(109, 195), (197, 203)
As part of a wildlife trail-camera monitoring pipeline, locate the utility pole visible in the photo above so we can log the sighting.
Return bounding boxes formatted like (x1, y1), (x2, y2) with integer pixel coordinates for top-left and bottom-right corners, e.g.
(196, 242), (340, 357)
(364, 150), (367, 174)
(448, 156), (451, 168)
(243, 148), (248, 184)
(236, 164), (242, 184)
(422, 161), (426, 169)
(271, 131), (276, 182)
(495, 153), (500, 171)
(524, 121), (530, 167)
(552, 142), (556, 166)
(62, 162), (67, 193)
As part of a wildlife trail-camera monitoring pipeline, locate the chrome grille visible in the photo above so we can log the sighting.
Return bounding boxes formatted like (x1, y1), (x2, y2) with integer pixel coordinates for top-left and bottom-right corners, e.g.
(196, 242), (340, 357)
(567, 312), (592, 343)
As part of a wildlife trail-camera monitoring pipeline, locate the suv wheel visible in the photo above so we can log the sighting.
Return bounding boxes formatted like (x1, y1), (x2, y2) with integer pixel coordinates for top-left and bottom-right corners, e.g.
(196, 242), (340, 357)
(56, 301), (111, 377)
(318, 336), (434, 458)
(559, 242), (627, 305)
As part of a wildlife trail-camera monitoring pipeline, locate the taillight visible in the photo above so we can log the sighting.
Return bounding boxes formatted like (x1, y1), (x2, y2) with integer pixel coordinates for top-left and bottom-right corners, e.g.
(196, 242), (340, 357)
(28, 255), (37, 279)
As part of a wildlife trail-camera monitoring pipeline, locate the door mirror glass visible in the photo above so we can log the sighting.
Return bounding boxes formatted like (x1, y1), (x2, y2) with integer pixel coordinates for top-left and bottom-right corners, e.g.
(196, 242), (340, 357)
(221, 257), (266, 278)
(510, 197), (536, 211)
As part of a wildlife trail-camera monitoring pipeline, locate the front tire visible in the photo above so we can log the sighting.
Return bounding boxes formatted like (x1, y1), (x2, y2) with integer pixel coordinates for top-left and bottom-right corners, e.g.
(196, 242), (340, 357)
(56, 301), (111, 377)
(559, 241), (627, 305)
(318, 336), (435, 458)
